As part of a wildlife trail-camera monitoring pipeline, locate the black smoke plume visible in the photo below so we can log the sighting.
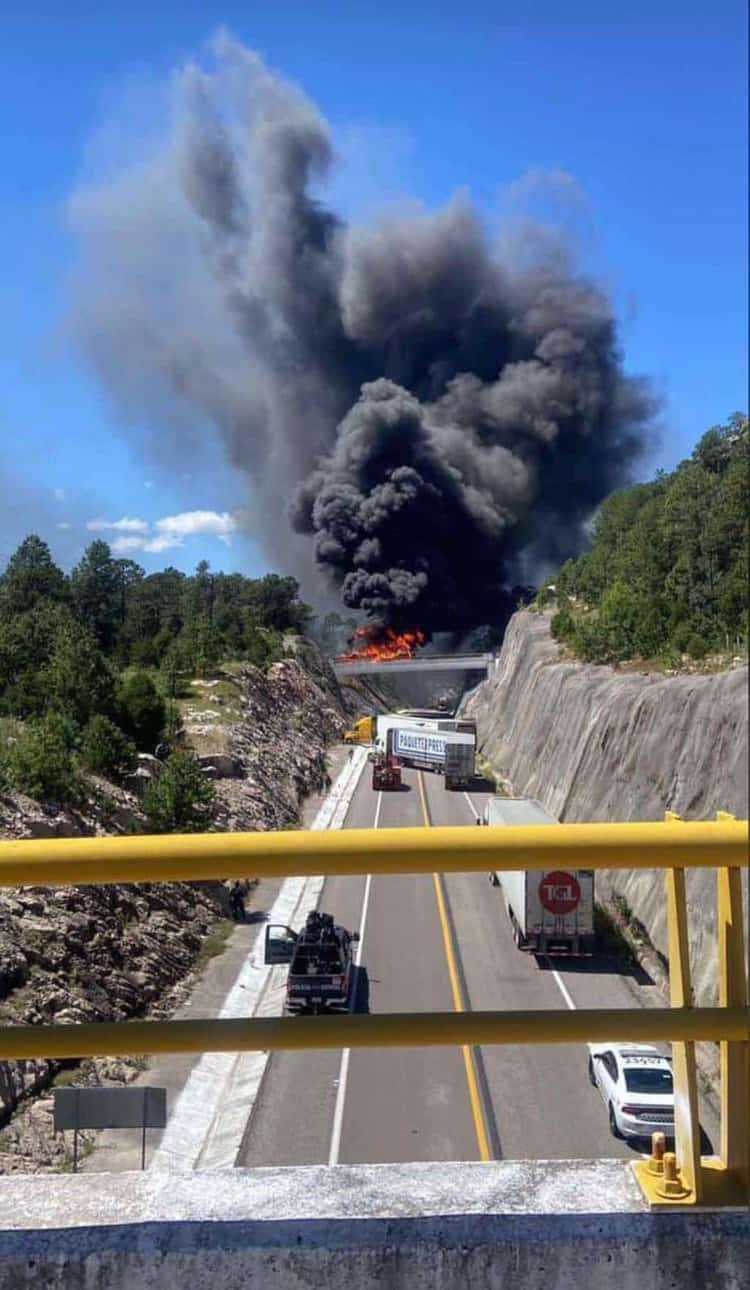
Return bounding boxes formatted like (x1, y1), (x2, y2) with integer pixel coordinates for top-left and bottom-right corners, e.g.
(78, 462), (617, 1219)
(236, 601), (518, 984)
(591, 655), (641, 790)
(69, 34), (654, 635)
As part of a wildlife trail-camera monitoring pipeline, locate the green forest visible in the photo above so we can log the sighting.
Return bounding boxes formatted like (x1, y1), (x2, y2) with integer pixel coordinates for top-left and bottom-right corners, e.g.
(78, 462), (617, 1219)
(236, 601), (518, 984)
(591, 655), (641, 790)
(541, 413), (749, 665)
(0, 538), (311, 820)
(1, 411), (746, 810)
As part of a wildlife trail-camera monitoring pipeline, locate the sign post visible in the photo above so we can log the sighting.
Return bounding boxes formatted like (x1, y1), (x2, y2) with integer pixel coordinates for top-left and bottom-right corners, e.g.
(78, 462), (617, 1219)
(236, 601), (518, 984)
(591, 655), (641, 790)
(54, 1086), (167, 1171)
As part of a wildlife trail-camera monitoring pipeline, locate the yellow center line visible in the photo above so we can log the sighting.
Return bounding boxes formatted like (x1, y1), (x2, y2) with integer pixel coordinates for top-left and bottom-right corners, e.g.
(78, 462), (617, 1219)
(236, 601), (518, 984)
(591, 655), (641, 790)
(416, 770), (492, 1162)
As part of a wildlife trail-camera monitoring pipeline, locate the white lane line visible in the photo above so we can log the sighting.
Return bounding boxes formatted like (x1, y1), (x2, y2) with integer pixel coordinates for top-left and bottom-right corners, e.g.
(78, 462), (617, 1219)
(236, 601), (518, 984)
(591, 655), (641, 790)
(327, 792), (380, 1166)
(543, 958), (577, 1012)
(463, 790), (482, 822)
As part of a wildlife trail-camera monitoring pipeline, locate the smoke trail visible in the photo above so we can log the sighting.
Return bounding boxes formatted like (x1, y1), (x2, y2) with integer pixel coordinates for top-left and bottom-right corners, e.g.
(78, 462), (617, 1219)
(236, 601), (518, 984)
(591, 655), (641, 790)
(68, 33), (653, 633)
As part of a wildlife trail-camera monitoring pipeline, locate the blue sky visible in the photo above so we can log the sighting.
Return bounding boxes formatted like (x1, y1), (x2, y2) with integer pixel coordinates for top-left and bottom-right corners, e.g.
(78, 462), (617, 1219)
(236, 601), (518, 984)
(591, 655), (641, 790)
(1, 1), (747, 578)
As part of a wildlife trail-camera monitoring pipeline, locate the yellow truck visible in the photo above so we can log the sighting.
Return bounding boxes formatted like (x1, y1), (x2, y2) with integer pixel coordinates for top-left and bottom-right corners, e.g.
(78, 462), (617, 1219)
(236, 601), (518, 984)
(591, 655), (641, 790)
(344, 715), (376, 744)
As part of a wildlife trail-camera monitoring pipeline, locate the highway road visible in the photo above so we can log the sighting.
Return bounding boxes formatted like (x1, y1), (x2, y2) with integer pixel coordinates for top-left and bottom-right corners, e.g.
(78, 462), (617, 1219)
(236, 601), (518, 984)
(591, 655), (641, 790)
(239, 761), (717, 1167)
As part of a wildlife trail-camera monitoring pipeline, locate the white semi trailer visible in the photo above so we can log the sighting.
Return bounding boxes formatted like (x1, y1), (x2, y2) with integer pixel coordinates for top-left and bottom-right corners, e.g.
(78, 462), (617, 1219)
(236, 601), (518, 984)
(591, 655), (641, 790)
(377, 723), (476, 790)
(483, 797), (595, 955)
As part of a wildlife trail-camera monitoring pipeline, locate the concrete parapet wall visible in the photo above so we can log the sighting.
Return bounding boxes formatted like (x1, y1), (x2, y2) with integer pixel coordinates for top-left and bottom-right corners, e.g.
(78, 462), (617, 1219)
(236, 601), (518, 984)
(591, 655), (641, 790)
(1, 1161), (747, 1289)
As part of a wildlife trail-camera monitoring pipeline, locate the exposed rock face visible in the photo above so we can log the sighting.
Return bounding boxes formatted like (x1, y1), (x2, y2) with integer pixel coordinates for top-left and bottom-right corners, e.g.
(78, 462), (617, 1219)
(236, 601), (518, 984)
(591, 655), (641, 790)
(212, 647), (346, 833)
(465, 611), (749, 1002)
(0, 880), (222, 1171)
(0, 644), (349, 1167)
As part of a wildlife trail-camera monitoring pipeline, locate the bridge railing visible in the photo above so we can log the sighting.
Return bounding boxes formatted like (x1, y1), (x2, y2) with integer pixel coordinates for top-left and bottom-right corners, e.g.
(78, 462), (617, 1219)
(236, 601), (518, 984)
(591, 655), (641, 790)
(0, 815), (747, 1208)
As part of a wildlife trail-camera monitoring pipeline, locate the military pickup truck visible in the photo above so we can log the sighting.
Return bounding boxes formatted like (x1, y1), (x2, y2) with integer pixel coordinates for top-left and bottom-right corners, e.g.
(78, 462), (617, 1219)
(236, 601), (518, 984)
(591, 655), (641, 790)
(264, 911), (360, 1014)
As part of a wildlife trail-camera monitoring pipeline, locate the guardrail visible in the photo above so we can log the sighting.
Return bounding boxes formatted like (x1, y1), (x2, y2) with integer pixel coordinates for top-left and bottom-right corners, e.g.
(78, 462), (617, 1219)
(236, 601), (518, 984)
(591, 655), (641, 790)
(1, 813), (747, 1208)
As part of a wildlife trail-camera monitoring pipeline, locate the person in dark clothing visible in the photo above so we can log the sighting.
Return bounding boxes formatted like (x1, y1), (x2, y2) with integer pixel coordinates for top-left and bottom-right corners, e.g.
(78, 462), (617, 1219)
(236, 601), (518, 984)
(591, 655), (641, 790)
(229, 881), (245, 922)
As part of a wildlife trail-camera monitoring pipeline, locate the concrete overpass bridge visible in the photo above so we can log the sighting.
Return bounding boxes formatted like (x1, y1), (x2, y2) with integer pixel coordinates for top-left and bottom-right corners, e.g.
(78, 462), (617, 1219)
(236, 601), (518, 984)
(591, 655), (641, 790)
(333, 651), (494, 679)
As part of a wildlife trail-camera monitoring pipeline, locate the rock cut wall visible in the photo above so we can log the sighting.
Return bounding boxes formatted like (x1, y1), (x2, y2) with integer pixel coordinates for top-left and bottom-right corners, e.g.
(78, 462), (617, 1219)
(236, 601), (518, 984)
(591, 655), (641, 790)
(464, 612), (748, 1001)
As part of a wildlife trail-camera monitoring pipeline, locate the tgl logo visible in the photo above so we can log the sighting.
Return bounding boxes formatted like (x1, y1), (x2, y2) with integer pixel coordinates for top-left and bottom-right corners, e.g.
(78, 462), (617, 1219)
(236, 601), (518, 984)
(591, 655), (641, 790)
(541, 881), (575, 901)
(538, 871), (581, 915)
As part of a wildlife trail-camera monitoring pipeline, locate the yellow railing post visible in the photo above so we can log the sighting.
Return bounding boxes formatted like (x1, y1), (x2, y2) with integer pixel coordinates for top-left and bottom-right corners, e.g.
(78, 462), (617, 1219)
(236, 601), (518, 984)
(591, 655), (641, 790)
(662, 812), (702, 1201)
(716, 812), (749, 1199)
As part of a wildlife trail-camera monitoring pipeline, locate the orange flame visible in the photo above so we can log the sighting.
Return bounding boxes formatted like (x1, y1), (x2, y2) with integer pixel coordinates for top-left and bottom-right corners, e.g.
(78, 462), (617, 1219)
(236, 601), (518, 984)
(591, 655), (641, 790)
(338, 625), (426, 663)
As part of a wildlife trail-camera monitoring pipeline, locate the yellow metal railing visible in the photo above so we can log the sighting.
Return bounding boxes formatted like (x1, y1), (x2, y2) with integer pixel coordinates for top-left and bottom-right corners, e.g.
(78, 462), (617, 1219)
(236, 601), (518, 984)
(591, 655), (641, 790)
(0, 818), (746, 886)
(0, 813), (747, 1208)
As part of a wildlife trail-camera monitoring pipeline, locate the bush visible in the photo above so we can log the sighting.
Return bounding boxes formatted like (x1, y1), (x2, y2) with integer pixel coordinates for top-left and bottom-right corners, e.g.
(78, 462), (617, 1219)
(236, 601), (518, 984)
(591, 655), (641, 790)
(685, 634), (709, 660)
(6, 713), (81, 804)
(550, 607), (575, 642)
(142, 749), (216, 833)
(159, 649), (189, 700)
(658, 645), (683, 671)
(671, 621), (692, 653)
(80, 715), (137, 780)
(244, 627), (284, 671)
(129, 638), (160, 669)
(572, 617), (612, 663)
(117, 672), (166, 752)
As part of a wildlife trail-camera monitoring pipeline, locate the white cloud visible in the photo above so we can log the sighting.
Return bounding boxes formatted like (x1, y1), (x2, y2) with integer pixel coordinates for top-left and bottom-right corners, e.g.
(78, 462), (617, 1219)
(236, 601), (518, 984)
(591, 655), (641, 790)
(104, 510), (238, 556)
(87, 516), (150, 533)
(54, 488), (66, 502)
(56, 521), (72, 530)
(154, 510), (237, 544)
(110, 533), (183, 555)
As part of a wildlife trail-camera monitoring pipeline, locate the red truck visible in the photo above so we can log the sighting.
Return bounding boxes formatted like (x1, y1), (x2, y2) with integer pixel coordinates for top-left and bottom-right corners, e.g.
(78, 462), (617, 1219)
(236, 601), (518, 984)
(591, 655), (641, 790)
(371, 752), (402, 790)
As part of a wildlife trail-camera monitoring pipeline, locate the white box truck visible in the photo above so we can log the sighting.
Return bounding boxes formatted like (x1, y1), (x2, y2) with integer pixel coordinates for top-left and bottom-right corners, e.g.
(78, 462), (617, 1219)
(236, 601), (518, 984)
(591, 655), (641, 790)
(378, 723), (476, 790)
(483, 797), (595, 954)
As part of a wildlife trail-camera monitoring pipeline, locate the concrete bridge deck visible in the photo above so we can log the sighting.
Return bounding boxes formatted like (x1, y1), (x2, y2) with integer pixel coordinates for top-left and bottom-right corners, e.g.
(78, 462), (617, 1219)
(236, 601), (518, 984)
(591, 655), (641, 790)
(333, 652), (494, 677)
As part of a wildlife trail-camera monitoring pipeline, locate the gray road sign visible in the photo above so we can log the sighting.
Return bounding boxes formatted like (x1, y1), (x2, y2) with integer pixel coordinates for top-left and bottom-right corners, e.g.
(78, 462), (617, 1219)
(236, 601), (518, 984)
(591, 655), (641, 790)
(54, 1086), (167, 1131)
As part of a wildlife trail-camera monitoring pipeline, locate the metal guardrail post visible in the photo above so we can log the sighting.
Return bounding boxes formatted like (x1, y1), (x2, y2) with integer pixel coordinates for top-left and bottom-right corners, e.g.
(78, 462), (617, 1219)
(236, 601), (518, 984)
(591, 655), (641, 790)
(663, 811), (702, 1202)
(635, 811), (750, 1208)
(716, 813), (749, 1198)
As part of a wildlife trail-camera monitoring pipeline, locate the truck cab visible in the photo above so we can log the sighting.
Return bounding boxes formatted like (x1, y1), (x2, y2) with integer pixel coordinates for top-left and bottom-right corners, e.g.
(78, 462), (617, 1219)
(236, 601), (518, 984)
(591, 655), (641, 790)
(265, 912), (360, 1013)
(344, 716), (376, 744)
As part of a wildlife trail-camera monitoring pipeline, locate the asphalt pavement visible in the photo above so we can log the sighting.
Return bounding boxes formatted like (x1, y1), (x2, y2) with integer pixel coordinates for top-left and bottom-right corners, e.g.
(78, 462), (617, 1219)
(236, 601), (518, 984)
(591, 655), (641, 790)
(239, 758), (718, 1167)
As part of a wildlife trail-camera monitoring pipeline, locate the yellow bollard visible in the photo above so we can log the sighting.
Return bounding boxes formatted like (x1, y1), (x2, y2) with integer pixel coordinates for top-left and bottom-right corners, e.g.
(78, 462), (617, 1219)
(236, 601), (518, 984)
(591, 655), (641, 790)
(646, 1131), (666, 1176)
(655, 1151), (691, 1200)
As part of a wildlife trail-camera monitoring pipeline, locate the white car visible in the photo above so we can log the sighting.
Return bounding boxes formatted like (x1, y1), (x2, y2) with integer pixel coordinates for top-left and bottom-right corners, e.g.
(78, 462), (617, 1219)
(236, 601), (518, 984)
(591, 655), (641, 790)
(588, 1043), (675, 1140)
